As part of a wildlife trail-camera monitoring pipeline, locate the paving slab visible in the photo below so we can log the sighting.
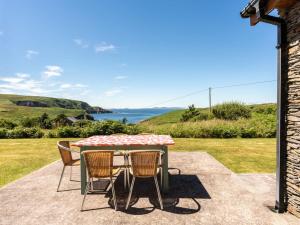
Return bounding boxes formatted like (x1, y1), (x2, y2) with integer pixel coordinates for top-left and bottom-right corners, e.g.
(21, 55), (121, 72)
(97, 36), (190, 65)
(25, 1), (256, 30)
(0, 152), (299, 225)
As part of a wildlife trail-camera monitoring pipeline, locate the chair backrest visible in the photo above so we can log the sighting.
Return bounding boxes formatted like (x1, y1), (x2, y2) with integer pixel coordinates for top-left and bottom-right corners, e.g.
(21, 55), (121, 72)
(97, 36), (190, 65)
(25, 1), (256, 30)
(129, 150), (160, 178)
(82, 150), (114, 178)
(57, 141), (73, 166)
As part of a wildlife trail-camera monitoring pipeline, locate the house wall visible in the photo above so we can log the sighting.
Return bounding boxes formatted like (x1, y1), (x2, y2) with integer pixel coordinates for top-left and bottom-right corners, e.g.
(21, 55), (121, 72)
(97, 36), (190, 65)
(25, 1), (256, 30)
(283, 1), (300, 218)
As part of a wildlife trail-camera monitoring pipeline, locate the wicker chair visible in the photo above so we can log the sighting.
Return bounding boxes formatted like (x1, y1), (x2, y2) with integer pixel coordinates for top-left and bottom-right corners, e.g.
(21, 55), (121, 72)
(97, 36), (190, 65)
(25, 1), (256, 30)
(111, 134), (130, 188)
(125, 150), (164, 210)
(81, 150), (121, 211)
(57, 141), (80, 192)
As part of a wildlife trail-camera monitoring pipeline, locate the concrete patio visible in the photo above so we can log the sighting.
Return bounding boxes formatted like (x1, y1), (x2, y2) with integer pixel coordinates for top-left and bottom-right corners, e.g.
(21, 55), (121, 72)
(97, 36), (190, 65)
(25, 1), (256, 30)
(0, 152), (298, 225)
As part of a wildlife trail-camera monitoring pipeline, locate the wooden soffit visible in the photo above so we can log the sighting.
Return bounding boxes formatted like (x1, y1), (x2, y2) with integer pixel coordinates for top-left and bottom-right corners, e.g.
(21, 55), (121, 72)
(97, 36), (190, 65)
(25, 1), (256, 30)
(264, 0), (298, 14)
(247, 0), (298, 26)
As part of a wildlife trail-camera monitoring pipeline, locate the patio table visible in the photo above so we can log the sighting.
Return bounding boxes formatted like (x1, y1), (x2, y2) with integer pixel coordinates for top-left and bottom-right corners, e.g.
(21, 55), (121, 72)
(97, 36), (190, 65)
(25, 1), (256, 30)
(71, 134), (175, 194)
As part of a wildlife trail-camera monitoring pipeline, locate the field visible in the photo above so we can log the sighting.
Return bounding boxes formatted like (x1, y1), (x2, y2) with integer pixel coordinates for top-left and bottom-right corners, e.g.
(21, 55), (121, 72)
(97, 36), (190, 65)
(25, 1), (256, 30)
(0, 138), (276, 187)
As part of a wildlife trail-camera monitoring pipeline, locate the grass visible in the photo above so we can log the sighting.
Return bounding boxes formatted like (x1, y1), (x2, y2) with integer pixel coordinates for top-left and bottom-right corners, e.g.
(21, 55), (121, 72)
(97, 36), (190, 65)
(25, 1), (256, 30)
(142, 109), (185, 125)
(0, 138), (276, 187)
(170, 138), (276, 173)
(0, 94), (86, 120)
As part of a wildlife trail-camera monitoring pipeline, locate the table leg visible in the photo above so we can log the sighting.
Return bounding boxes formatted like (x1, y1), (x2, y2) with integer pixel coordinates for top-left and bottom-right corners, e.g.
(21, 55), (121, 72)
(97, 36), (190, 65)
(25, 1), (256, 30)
(80, 146), (87, 195)
(162, 145), (169, 193)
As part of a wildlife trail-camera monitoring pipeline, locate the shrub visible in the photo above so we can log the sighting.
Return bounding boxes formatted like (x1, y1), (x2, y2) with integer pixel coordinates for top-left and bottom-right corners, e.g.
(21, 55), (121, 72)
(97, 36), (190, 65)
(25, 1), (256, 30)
(0, 119), (17, 129)
(125, 124), (142, 135)
(20, 117), (38, 128)
(53, 114), (69, 127)
(88, 121), (126, 135)
(212, 102), (251, 120)
(0, 128), (8, 138)
(38, 113), (52, 129)
(180, 105), (200, 122)
(74, 120), (93, 128)
(251, 104), (276, 115)
(44, 130), (58, 138)
(138, 115), (276, 139)
(191, 111), (214, 121)
(56, 126), (81, 138)
(8, 127), (44, 138)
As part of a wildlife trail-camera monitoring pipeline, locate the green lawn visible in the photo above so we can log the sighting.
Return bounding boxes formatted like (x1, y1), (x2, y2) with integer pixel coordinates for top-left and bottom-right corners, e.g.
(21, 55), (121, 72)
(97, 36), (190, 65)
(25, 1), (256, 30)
(0, 138), (276, 187)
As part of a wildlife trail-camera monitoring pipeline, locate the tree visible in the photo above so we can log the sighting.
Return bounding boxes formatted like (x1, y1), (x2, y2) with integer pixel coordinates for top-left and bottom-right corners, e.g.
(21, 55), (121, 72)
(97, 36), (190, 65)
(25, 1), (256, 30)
(180, 104), (200, 122)
(53, 114), (68, 127)
(38, 113), (52, 129)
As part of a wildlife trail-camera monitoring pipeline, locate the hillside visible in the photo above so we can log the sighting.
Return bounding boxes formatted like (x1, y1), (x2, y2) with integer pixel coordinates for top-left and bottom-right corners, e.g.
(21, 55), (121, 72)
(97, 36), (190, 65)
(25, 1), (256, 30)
(141, 109), (186, 125)
(141, 103), (276, 126)
(0, 94), (110, 120)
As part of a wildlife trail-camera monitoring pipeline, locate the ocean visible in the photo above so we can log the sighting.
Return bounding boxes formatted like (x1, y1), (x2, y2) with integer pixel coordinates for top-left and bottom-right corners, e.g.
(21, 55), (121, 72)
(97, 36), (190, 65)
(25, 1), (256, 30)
(91, 108), (177, 124)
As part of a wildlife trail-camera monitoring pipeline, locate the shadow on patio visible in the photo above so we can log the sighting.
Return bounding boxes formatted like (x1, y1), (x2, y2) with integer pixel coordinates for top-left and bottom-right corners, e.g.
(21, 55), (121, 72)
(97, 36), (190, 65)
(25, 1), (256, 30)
(82, 171), (210, 214)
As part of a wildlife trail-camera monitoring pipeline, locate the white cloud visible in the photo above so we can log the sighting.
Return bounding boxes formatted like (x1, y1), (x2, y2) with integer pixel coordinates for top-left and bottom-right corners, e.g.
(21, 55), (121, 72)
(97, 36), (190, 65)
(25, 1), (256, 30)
(104, 88), (122, 97)
(95, 42), (116, 53)
(26, 50), (39, 59)
(114, 75), (128, 80)
(0, 77), (24, 83)
(42, 65), (63, 78)
(0, 31), (3, 36)
(120, 63), (127, 67)
(60, 83), (87, 89)
(16, 73), (30, 78)
(73, 39), (89, 48)
(0, 73), (89, 98)
(0, 75), (42, 93)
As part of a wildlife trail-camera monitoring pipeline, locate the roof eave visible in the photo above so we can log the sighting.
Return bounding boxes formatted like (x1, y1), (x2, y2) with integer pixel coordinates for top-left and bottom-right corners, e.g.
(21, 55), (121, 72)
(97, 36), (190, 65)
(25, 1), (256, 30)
(240, 0), (259, 18)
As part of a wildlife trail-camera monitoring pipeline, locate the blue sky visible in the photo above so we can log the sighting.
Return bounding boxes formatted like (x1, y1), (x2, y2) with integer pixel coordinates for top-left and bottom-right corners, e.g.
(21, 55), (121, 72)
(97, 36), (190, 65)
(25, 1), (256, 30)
(0, 0), (278, 108)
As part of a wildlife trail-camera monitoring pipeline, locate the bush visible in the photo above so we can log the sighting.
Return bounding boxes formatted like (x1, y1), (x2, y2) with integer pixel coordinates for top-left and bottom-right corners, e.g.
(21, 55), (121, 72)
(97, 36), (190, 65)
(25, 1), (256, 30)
(251, 104), (276, 115)
(8, 127), (44, 138)
(53, 114), (69, 127)
(139, 114), (276, 139)
(125, 124), (142, 135)
(19, 117), (39, 128)
(87, 121), (126, 135)
(180, 105), (200, 122)
(56, 126), (81, 138)
(0, 128), (8, 138)
(38, 113), (52, 129)
(44, 130), (58, 138)
(74, 120), (93, 128)
(191, 111), (214, 121)
(0, 119), (17, 129)
(212, 102), (251, 120)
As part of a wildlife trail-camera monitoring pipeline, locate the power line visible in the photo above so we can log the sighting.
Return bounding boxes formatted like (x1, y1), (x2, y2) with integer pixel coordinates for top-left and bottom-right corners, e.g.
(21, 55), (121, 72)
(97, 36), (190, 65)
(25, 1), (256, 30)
(212, 79), (276, 89)
(147, 79), (276, 107)
(147, 88), (208, 107)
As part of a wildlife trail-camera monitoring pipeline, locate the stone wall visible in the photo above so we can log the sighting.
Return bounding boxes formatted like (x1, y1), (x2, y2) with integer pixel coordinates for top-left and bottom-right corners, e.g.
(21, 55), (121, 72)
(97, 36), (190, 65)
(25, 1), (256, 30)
(283, 1), (300, 218)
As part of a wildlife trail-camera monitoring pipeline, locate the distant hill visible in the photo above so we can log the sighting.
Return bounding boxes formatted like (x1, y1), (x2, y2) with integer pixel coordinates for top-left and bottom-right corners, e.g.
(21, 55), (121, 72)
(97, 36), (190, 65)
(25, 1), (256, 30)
(0, 94), (111, 120)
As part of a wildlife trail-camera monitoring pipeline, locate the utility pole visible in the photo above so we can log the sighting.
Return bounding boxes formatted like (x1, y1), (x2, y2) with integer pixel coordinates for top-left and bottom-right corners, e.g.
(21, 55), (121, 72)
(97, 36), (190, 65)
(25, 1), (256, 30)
(209, 87), (212, 113)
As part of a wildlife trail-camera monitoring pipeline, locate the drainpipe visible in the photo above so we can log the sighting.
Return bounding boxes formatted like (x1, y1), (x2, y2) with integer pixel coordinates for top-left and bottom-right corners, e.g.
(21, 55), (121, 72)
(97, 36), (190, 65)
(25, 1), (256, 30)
(260, 14), (287, 214)
(241, 3), (288, 213)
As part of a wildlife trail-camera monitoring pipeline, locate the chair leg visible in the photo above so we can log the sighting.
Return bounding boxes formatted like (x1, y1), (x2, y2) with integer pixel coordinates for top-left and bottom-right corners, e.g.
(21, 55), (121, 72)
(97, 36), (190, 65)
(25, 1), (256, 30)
(126, 169), (130, 188)
(70, 165), (72, 181)
(57, 166), (65, 192)
(160, 168), (163, 187)
(123, 169), (127, 190)
(154, 176), (163, 210)
(81, 181), (90, 211)
(125, 176), (135, 210)
(110, 178), (118, 211)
